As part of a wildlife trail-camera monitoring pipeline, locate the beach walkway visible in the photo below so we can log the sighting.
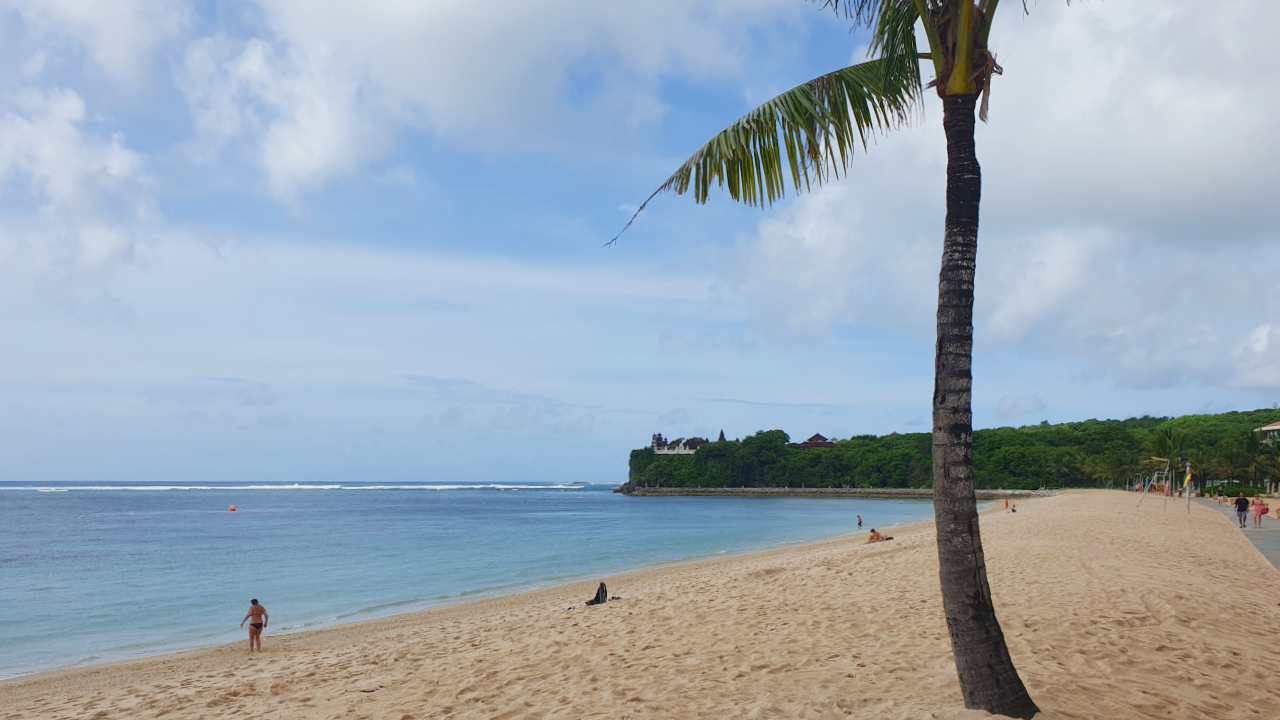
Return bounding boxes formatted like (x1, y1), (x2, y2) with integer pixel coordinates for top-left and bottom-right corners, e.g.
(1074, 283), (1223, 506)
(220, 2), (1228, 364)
(1196, 497), (1280, 569)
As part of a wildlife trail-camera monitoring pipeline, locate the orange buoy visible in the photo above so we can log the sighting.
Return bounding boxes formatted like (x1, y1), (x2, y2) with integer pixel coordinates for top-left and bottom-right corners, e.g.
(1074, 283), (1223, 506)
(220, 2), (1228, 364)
(228, 504), (238, 512)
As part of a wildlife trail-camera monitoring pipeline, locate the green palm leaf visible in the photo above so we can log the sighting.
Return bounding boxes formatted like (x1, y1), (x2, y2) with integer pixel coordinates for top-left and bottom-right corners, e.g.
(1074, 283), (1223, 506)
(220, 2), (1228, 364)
(818, 0), (895, 27)
(609, 53), (922, 244)
(864, 1), (922, 66)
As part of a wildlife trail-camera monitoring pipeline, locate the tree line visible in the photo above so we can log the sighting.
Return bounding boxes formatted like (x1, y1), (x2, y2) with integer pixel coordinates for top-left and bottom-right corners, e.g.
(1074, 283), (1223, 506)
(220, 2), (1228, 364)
(627, 409), (1280, 492)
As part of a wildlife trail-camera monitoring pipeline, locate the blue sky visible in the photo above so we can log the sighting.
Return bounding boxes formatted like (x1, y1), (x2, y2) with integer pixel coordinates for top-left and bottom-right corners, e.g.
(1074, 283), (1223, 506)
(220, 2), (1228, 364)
(1, 1), (1277, 483)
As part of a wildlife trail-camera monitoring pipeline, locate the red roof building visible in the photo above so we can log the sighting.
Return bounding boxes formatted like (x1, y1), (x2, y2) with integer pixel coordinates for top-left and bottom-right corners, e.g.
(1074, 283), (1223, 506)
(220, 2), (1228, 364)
(792, 433), (836, 449)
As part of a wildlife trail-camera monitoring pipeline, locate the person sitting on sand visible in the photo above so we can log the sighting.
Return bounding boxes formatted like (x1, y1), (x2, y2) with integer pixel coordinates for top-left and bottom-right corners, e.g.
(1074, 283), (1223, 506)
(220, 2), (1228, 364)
(866, 529), (893, 544)
(585, 582), (609, 606)
(240, 598), (269, 652)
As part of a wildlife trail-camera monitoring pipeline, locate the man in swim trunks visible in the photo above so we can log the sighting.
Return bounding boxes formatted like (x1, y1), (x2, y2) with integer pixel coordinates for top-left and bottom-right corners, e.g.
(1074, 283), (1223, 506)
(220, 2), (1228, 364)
(240, 598), (269, 652)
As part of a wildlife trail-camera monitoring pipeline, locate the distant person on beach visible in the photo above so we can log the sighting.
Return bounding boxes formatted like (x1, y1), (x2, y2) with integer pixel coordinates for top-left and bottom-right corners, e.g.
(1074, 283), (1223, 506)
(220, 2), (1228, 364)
(240, 599), (268, 652)
(1251, 497), (1268, 528)
(856, 514), (863, 528)
(585, 582), (609, 606)
(866, 529), (892, 544)
(1233, 494), (1250, 528)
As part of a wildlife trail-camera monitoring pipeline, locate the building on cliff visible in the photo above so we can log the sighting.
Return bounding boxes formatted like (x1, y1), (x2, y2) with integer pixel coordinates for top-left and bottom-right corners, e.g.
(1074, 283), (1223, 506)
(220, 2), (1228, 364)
(790, 433), (837, 449)
(651, 433), (709, 455)
(1256, 420), (1280, 445)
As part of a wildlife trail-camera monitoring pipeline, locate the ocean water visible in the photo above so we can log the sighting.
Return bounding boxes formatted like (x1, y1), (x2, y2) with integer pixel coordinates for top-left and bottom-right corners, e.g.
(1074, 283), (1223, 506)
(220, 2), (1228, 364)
(0, 482), (933, 678)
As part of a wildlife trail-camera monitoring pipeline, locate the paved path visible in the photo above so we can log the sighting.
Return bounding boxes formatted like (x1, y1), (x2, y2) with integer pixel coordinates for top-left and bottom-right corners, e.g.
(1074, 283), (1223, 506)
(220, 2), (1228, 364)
(1197, 498), (1280, 569)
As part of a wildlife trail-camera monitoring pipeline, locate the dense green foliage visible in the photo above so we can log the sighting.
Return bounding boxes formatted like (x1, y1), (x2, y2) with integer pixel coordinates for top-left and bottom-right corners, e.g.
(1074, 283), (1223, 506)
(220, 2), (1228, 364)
(627, 409), (1280, 491)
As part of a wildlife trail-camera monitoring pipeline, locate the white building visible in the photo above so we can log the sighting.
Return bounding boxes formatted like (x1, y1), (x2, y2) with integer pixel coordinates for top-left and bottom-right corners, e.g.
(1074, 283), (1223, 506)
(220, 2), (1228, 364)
(651, 433), (708, 455)
(1256, 420), (1280, 445)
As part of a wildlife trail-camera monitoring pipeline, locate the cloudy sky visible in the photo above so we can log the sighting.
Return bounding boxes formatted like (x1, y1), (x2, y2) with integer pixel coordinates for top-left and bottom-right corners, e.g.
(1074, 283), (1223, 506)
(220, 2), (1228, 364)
(1, 1), (1276, 483)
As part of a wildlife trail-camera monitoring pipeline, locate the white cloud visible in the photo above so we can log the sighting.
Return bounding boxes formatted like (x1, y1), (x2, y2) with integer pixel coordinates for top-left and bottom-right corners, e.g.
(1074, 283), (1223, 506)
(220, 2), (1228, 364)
(1234, 324), (1280, 390)
(996, 393), (1047, 421)
(178, 35), (374, 197)
(176, 0), (792, 197)
(729, 0), (1280, 390)
(178, 37), (272, 143)
(983, 229), (1108, 343)
(18, 50), (45, 79)
(978, 0), (1278, 240)
(0, 86), (154, 268)
(4, 0), (190, 85)
(0, 234), (713, 386)
(732, 187), (935, 336)
(0, 234), (727, 480)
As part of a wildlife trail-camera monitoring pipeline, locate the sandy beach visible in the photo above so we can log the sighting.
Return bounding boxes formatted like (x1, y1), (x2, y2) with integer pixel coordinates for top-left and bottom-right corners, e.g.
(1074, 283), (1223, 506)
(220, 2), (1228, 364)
(3, 491), (1278, 719)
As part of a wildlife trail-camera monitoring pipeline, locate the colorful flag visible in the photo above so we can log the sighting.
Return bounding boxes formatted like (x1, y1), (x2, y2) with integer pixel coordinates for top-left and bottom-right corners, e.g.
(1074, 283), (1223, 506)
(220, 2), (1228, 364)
(1183, 467), (1193, 488)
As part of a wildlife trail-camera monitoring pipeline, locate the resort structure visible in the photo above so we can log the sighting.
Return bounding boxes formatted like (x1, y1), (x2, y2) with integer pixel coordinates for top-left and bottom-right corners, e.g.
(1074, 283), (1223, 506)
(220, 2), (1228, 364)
(1255, 420), (1280, 445)
(791, 433), (837, 449)
(651, 433), (709, 455)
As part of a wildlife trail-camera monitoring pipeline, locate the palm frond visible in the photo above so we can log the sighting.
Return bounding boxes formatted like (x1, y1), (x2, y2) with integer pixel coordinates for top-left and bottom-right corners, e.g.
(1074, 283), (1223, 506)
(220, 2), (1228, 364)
(608, 56), (922, 244)
(818, 0), (887, 26)
(1017, 1), (1074, 16)
(818, 0), (955, 29)
(866, 0), (921, 64)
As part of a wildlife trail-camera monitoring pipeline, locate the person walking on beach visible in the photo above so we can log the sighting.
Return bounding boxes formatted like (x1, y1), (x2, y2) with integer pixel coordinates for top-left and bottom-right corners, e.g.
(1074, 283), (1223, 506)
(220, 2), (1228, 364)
(856, 514), (863, 528)
(240, 599), (268, 652)
(1251, 497), (1269, 528)
(1233, 493), (1250, 528)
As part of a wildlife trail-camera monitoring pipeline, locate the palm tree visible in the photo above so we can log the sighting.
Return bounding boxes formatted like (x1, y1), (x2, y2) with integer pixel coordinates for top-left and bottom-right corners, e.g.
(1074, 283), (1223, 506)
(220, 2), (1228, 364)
(1148, 425), (1186, 468)
(611, 2), (1053, 716)
(1262, 447), (1280, 495)
(1242, 431), (1280, 491)
(1145, 425), (1186, 495)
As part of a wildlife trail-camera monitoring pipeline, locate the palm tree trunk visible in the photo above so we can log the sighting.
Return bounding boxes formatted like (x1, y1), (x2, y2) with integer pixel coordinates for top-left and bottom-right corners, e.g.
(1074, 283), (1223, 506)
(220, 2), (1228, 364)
(932, 93), (1039, 719)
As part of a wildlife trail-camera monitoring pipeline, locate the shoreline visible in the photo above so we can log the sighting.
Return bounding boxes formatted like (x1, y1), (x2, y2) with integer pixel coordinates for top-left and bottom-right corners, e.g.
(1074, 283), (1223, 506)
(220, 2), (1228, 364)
(7, 491), (1278, 720)
(1, 507), (942, 684)
(615, 485), (1048, 499)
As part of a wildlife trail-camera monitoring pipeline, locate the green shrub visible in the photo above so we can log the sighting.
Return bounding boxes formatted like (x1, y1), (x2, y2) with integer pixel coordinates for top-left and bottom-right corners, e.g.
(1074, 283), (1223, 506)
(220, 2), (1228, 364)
(1209, 482), (1267, 498)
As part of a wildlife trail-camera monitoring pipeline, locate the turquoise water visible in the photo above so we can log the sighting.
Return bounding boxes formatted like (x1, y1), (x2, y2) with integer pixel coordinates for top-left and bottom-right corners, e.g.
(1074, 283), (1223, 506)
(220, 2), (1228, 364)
(0, 482), (933, 678)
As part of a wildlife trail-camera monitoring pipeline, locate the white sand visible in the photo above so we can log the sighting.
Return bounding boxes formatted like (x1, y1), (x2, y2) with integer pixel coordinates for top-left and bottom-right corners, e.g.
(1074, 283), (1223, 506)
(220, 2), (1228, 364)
(3, 491), (1278, 719)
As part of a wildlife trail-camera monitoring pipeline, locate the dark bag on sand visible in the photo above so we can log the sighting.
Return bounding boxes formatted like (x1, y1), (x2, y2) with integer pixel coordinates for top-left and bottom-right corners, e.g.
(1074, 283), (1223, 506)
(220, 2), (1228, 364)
(585, 582), (608, 606)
